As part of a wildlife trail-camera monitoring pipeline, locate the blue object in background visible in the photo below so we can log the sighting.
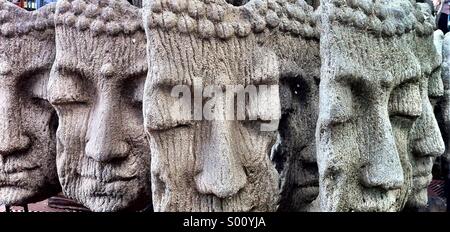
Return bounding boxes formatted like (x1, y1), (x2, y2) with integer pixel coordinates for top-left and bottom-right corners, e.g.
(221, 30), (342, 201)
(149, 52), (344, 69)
(36, 0), (56, 9)
(448, 1), (450, 31)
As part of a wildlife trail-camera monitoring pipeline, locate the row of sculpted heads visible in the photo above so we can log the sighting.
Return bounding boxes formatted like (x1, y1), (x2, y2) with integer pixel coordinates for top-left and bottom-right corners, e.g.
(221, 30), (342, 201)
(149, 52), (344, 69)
(0, 0), (447, 212)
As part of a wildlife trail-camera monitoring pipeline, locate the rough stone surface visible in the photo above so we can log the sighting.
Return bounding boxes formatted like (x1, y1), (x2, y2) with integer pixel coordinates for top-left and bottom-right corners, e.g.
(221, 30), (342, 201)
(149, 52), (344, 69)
(142, 0), (290, 212)
(48, 0), (151, 212)
(317, 0), (426, 212)
(404, 5), (445, 210)
(270, 1), (321, 212)
(440, 33), (450, 175)
(0, 1), (60, 206)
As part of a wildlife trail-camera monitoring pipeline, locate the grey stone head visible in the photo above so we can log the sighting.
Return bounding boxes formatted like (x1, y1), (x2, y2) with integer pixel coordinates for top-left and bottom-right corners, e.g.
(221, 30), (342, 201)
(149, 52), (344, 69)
(48, 0), (151, 212)
(0, 1), (60, 206)
(142, 0), (286, 212)
(269, 0), (321, 211)
(317, 0), (428, 212)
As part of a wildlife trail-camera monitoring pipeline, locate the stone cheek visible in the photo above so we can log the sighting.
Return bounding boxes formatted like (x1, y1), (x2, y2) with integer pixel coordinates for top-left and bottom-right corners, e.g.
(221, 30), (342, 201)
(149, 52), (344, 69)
(0, 1), (59, 206)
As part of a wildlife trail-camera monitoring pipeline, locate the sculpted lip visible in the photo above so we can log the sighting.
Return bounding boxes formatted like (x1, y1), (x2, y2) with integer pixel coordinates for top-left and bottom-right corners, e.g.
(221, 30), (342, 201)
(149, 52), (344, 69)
(90, 191), (124, 198)
(0, 165), (39, 187)
(410, 155), (433, 190)
(0, 165), (39, 175)
(78, 174), (137, 198)
(77, 172), (137, 183)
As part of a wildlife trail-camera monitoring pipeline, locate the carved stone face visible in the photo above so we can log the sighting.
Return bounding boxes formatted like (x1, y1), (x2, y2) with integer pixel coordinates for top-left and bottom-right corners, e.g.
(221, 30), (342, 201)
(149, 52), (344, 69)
(143, 0), (281, 211)
(441, 32), (450, 177)
(318, 0), (427, 211)
(48, 0), (151, 212)
(277, 69), (320, 211)
(270, 2), (321, 210)
(405, 28), (445, 209)
(0, 2), (60, 206)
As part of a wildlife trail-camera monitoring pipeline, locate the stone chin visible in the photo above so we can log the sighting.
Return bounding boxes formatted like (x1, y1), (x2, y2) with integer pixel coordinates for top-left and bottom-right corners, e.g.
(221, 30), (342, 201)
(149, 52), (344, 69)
(0, 187), (38, 206)
(79, 195), (133, 212)
(0, 153), (59, 205)
(348, 188), (404, 212)
(406, 188), (428, 209)
(293, 186), (319, 206)
(64, 174), (149, 212)
(321, 176), (403, 212)
(0, 170), (59, 205)
(154, 189), (276, 212)
(406, 174), (433, 208)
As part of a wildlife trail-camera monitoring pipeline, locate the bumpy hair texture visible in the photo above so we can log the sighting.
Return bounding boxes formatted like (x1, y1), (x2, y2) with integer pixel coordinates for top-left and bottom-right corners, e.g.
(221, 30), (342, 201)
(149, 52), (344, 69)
(54, 0), (143, 36)
(0, 0), (55, 39)
(327, 0), (435, 37)
(143, 0), (319, 40)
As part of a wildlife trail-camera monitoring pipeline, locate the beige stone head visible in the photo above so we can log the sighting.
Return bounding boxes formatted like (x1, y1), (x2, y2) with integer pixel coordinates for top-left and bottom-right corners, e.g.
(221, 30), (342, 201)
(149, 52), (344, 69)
(0, 1), (60, 206)
(317, 0), (428, 211)
(143, 0), (283, 212)
(404, 5), (445, 209)
(48, 0), (151, 212)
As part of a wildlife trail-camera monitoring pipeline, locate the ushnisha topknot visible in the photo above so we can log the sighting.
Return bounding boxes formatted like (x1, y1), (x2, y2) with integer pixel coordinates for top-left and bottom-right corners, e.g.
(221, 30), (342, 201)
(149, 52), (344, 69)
(143, 0), (320, 40)
(55, 0), (143, 36)
(326, 0), (434, 38)
(0, 0), (55, 38)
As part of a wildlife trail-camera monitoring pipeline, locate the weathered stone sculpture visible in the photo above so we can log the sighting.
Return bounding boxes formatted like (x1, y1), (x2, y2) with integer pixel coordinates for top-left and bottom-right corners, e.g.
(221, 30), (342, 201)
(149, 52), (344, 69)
(142, 0), (285, 212)
(0, 1), (60, 206)
(443, 33), (450, 214)
(440, 33), (450, 180)
(404, 6), (445, 210)
(48, 0), (151, 212)
(317, 0), (429, 211)
(270, 1), (321, 211)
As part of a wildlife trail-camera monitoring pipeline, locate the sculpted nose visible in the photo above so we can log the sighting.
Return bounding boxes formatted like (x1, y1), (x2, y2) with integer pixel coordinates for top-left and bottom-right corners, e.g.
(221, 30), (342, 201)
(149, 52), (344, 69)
(85, 136), (130, 162)
(0, 126), (31, 156)
(361, 110), (404, 190)
(195, 122), (247, 198)
(85, 94), (130, 162)
(0, 87), (31, 156)
(411, 100), (445, 158)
